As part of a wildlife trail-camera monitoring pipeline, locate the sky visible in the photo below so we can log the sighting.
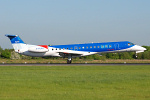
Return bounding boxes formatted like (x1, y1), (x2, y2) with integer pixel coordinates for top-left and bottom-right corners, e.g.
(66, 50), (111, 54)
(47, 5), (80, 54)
(0, 0), (150, 49)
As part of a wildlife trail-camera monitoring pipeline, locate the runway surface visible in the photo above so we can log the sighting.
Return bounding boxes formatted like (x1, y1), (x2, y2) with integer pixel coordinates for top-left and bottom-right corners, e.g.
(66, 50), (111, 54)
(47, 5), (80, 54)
(0, 63), (150, 66)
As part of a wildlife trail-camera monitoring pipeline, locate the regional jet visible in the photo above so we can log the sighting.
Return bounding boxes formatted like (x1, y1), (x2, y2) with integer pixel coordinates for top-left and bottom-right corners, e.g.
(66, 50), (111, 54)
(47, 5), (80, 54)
(6, 35), (146, 64)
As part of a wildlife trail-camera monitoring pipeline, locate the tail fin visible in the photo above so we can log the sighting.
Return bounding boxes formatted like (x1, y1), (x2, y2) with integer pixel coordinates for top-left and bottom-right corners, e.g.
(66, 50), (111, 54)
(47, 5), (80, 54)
(5, 35), (27, 53)
(5, 35), (24, 44)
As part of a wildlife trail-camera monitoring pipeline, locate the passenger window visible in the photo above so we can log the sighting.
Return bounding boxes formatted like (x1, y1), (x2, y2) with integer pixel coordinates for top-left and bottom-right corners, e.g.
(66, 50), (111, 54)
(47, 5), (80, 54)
(90, 46), (92, 48)
(101, 45), (104, 48)
(70, 47), (73, 49)
(109, 45), (112, 48)
(79, 47), (81, 49)
(105, 45), (108, 48)
(82, 47), (84, 49)
(97, 46), (100, 48)
(94, 46), (96, 48)
(86, 46), (88, 49)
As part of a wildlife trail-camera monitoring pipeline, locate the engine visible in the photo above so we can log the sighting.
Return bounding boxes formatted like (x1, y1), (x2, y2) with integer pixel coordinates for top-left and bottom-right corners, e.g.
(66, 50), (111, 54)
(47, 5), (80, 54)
(28, 45), (49, 53)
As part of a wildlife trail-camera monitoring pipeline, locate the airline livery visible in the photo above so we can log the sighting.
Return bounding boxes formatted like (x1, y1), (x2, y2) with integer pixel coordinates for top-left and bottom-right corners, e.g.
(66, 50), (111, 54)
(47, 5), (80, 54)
(6, 35), (146, 64)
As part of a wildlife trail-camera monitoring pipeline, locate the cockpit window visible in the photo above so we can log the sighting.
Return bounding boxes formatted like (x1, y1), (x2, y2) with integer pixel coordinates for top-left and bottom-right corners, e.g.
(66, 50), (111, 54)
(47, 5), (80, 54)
(128, 43), (134, 46)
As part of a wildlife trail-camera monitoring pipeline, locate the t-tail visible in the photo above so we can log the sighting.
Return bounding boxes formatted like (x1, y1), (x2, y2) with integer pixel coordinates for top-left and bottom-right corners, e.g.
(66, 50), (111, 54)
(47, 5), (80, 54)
(6, 35), (49, 54)
(5, 35), (28, 53)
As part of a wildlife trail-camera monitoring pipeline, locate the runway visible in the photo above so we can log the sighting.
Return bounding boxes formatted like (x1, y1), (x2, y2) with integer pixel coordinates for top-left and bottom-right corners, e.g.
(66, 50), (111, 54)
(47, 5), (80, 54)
(0, 63), (150, 66)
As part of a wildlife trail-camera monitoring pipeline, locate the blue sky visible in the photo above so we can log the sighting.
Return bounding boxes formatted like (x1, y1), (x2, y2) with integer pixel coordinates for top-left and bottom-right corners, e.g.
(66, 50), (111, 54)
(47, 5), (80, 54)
(0, 0), (150, 49)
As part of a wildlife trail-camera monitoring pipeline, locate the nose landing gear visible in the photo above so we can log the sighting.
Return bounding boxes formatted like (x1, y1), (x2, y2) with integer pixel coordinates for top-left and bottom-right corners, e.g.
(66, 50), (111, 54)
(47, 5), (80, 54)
(136, 53), (137, 58)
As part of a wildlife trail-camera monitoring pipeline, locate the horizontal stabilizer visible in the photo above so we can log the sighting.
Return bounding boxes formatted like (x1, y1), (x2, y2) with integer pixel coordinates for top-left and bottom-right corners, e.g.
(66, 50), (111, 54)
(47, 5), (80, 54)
(5, 34), (24, 44)
(5, 34), (18, 37)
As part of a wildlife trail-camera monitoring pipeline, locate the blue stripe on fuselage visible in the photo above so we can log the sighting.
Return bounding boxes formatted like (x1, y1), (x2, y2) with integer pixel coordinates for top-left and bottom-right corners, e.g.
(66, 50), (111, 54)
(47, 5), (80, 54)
(50, 41), (135, 52)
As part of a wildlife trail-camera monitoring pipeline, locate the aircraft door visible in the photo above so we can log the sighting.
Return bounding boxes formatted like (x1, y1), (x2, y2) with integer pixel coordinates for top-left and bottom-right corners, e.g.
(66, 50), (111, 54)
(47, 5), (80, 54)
(115, 43), (120, 50)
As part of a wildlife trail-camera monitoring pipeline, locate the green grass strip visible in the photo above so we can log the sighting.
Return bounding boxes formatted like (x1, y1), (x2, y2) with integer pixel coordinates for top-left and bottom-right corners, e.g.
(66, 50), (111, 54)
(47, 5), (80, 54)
(0, 65), (150, 100)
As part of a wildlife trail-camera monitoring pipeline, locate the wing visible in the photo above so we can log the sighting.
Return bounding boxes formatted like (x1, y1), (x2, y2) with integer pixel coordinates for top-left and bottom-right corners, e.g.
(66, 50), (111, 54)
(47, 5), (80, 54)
(57, 50), (97, 58)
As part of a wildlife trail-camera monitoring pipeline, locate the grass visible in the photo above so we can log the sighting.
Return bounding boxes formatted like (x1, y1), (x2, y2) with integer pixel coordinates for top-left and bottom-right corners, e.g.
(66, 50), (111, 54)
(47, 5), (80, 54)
(0, 58), (150, 64)
(0, 65), (150, 100)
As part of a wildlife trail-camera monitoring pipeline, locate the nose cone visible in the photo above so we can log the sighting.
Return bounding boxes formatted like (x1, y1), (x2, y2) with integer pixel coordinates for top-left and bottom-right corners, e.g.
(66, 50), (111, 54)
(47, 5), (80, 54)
(143, 47), (147, 51)
(138, 46), (146, 51)
(132, 45), (147, 53)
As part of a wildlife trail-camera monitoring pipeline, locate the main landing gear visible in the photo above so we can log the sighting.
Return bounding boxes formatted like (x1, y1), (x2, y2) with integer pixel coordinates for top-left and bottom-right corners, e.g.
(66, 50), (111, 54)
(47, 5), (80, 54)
(67, 59), (72, 64)
(67, 55), (72, 64)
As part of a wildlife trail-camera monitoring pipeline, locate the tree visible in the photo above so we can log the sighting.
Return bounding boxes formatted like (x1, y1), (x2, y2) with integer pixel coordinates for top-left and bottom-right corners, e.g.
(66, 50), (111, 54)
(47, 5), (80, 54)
(142, 51), (150, 59)
(106, 53), (119, 59)
(119, 52), (133, 59)
(0, 46), (3, 58)
(0, 46), (3, 53)
(1, 49), (11, 59)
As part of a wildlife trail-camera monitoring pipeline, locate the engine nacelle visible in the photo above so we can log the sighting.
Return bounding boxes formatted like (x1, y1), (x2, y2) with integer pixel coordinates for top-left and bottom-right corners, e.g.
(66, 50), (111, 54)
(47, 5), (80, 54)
(28, 45), (49, 53)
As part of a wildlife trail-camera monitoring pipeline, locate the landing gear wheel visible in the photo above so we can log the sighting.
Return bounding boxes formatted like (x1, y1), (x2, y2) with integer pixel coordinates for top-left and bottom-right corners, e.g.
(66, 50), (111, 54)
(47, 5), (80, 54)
(136, 53), (137, 58)
(67, 60), (72, 64)
(67, 55), (72, 64)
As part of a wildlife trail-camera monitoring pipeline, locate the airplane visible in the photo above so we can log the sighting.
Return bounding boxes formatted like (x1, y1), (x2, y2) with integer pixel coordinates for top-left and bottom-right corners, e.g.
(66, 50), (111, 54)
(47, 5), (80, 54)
(5, 34), (146, 64)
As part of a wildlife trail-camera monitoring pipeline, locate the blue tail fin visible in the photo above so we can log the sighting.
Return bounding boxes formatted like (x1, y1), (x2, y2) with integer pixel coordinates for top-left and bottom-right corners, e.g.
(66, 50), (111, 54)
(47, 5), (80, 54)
(5, 34), (24, 44)
(5, 34), (27, 53)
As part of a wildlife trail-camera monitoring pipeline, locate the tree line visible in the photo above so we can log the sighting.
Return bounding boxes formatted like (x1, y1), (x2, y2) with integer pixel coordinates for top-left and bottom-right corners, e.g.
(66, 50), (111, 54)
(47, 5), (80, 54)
(0, 46), (150, 60)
